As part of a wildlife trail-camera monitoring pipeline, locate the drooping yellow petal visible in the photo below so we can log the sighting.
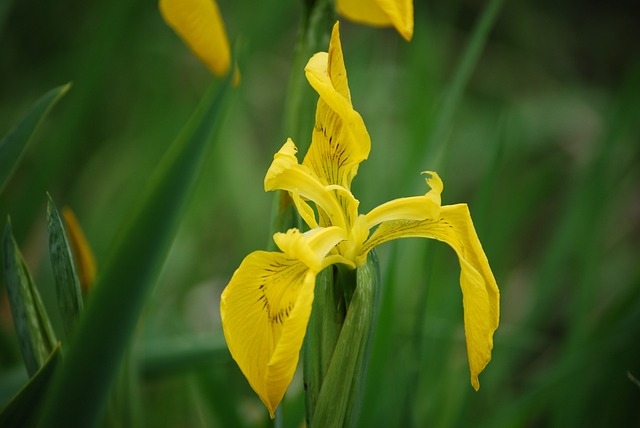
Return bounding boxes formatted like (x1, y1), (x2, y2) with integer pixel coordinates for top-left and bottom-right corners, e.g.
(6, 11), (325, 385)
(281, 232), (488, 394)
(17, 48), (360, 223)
(220, 252), (316, 418)
(265, 139), (348, 230)
(62, 207), (96, 293)
(336, 0), (414, 41)
(303, 22), (371, 192)
(361, 204), (499, 389)
(365, 171), (443, 229)
(159, 0), (231, 76)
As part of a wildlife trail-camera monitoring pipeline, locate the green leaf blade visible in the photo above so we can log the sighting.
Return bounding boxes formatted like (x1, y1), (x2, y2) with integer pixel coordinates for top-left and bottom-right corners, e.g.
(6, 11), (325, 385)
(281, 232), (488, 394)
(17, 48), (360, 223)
(46, 194), (83, 340)
(39, 76), (232, 428)
(2, 219), (57, 377)
(0, 344), (61, 428)
(0, 84), (71, 195)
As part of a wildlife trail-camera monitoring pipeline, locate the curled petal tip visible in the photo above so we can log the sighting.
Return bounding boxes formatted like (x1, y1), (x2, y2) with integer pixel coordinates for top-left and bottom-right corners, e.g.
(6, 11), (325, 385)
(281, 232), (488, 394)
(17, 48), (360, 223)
(421, 170), (444, 194)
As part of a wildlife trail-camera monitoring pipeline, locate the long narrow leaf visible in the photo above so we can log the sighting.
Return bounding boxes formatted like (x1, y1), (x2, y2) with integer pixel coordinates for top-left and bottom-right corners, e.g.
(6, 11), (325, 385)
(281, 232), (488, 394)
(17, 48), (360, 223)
(0, 344), (61, 428)
(2, 219), (58, 377)
(46, 194), (83, 340)
(0, 84), (71, 194)
(39, 76), (231, 428)
(415, 0), (506, 174)
(138, 335), (229, 378)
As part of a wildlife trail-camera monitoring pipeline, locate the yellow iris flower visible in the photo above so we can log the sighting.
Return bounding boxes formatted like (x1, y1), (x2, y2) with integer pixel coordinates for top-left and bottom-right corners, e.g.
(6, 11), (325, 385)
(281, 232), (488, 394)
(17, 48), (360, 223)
(337, 0), (414, 40)
(220, 22), (499, 418)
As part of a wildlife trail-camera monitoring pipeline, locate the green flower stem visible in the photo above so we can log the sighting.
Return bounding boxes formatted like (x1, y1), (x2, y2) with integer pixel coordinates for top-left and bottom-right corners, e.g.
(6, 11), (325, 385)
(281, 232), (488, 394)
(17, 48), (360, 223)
(308, 252), (380, 427)
(283, 0), (336, 146)
(303, 267), (344, 423)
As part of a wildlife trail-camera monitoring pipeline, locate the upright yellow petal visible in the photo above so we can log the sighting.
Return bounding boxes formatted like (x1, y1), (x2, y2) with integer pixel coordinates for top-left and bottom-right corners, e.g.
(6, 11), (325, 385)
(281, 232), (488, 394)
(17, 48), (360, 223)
(361, 204), (499, 389)
(220, 252), (316, 417)
(303, 22), (371, 191)
(265, 139), (349, 230)
(336, 0), (414, 41)
(159, 0), (231, 76)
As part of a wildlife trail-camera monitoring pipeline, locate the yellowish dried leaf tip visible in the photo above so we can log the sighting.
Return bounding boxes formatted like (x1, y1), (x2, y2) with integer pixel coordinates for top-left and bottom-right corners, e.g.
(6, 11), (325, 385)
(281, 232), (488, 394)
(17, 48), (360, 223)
(337, 0), (414, 41)
(159, 0), (232, 78)
(62, 207), (97, 293)
(220, 22), (498, 418)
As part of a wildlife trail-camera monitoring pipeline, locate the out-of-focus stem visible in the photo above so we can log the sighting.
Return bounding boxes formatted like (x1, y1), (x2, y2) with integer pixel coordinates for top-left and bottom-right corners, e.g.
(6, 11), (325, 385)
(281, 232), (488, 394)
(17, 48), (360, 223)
(283, 0), (336, 146)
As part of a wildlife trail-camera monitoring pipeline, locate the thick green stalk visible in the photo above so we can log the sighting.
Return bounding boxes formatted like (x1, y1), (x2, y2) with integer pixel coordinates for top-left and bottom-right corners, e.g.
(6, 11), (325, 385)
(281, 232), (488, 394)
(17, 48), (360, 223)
(305, 252), (380, 427)
(303, 267), (344, 422)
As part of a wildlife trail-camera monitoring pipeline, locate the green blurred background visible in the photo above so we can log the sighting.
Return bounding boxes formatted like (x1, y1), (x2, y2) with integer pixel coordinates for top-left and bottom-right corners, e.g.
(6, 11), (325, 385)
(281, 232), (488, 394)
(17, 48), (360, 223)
(1, 0), (639, 426)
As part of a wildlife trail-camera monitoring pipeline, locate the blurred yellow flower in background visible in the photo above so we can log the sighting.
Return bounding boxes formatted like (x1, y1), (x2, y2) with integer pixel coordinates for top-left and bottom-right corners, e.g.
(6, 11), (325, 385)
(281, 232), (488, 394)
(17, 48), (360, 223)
(337, 0), (414, 40)
(159, 0), (232, 77)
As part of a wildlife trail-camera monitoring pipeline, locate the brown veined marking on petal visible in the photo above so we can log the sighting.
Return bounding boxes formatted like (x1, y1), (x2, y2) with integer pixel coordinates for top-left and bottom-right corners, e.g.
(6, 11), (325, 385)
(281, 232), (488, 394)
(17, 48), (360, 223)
(307, 105), (353, 189)
(361, 217), (465, 257)
(256, 260), (308, 326)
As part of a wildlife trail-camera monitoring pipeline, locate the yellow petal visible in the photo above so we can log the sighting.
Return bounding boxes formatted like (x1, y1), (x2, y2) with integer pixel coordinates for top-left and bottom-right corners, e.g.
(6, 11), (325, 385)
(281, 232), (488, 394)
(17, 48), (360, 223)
(336, 0), (414, 41)
(273, 227), (347, 272)
(365, 171), (443, 228)
(220, 252), (316, 417)
(303, 22), (371, 191)
(290, 191), (320, 229)
(62, 207), (97, 293)
(265, 139), (348, 230)
(342, 214), (371, 265)
(159, 0), (231, 76)
(361, 204), (499, 389)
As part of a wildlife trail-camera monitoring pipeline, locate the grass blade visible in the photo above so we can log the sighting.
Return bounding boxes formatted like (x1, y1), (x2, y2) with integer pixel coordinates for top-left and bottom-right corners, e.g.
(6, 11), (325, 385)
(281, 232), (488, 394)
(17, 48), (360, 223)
(137, 335), (229, 378)
(0, 84), (70, 195)
(46, 194), (84, 340)
(414, 0), (506, 174)
(38, 75), (231, 428)
(0, 344), (61, 428)
(2, 219), (58, 377)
